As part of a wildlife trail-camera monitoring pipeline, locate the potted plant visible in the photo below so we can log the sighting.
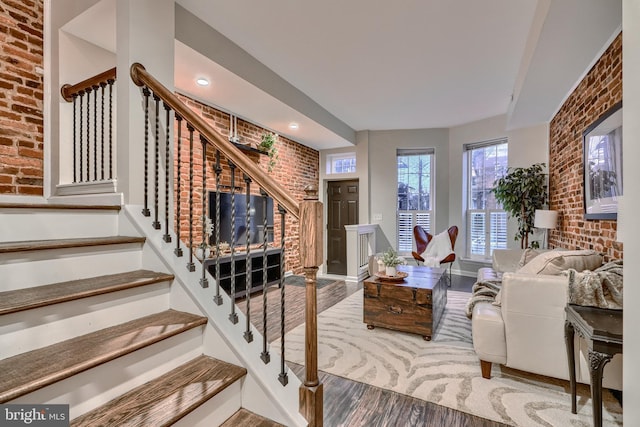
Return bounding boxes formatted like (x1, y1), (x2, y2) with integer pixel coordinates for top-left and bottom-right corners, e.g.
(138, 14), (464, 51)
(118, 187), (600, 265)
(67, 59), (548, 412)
(259, 132), (279, 172)
(492, 162), (548, 249)
(380, 247), (405, 276)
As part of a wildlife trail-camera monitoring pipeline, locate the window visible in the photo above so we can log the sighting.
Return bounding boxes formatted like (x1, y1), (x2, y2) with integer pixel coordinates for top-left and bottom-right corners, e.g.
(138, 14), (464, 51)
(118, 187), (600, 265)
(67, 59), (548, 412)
(397, 149), (434, 253)
(465, 140), (508, 258)
(326, 153), (356, 174)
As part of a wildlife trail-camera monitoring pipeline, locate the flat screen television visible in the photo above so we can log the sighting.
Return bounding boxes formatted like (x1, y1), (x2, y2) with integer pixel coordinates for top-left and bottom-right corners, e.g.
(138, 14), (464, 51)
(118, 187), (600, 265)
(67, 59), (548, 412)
(208, 191), (274, 246)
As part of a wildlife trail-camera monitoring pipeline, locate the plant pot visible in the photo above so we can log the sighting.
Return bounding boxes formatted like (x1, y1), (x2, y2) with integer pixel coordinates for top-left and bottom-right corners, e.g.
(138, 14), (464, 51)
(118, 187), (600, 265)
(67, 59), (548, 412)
(385, 266), (397, 277)
(377, 259), (386, 273)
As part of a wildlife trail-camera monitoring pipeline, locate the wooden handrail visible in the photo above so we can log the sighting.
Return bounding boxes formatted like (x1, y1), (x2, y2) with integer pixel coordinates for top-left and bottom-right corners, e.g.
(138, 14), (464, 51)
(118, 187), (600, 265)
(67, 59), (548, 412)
(130, 63), (300, 220)
(61, 67), (117, 102)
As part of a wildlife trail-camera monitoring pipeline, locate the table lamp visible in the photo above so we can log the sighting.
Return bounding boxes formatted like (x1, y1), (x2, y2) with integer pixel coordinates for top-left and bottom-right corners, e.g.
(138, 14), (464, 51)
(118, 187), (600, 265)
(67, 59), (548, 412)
(534, 209), (558, 249)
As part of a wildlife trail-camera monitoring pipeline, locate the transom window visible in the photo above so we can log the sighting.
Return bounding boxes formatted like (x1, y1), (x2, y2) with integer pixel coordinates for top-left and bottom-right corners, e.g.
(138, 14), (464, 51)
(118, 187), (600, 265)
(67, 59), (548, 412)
(326, 153), (356, 174)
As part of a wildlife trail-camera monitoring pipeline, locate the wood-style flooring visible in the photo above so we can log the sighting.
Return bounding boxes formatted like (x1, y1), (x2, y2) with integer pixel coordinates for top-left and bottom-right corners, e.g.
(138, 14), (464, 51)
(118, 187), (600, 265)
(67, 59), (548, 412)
(238, 274), (508, 427)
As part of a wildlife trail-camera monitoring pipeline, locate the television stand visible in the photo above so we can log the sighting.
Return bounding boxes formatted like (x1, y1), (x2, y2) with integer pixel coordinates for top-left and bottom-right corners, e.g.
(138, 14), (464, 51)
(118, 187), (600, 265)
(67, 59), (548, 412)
(204, 247), (283, 299)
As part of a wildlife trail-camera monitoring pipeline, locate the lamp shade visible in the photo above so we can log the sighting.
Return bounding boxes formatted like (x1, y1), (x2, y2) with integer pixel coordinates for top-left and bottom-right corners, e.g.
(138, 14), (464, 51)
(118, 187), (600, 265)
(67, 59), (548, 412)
(534, 209), (558, 229)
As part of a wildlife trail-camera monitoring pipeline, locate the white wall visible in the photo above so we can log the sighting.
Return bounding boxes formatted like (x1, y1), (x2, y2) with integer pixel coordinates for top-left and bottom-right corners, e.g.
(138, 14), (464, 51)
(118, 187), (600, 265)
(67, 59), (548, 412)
(368, 128), (450, 252)
(623, 0), (639, 423)
(449, 115), (549, 266)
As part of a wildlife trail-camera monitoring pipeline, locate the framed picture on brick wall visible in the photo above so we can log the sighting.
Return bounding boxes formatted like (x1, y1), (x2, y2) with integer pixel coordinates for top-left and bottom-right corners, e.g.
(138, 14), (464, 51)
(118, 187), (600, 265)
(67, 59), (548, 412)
(583, 101), (623, 220)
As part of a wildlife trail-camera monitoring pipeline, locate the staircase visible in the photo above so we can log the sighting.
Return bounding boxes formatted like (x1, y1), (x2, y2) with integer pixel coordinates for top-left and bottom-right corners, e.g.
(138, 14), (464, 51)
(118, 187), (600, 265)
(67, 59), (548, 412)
(0, 203), (285, 426)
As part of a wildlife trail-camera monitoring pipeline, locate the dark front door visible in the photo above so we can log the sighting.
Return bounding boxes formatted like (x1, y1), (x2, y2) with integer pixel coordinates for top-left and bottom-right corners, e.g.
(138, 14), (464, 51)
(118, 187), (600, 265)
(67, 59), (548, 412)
(327, 180), (359, 275)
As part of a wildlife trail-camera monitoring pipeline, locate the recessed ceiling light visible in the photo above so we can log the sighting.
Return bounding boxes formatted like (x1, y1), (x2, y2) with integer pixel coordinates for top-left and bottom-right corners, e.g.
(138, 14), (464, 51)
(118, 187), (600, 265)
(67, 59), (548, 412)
(289, 122), (299, 130)
(196, 78), (209, 86)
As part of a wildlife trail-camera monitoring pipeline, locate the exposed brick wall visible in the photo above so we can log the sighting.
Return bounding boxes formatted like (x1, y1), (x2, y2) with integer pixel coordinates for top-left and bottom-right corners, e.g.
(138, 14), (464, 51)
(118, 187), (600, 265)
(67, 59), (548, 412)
(548, 33), (622, 260)
(174, 93), (319, 273)
(0, 0), (44, 195)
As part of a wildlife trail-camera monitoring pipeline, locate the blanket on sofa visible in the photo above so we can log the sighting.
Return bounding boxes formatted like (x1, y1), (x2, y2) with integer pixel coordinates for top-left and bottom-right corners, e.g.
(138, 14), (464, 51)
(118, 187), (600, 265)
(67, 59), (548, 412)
(464, 280), (501, 319)
(565, 259), (623, 309)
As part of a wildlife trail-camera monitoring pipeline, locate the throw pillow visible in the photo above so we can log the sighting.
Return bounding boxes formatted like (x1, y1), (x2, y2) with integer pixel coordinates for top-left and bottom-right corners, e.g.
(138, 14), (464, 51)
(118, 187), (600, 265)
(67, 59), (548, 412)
(518, 248), (540, 268)
(516, 249), (603, 275)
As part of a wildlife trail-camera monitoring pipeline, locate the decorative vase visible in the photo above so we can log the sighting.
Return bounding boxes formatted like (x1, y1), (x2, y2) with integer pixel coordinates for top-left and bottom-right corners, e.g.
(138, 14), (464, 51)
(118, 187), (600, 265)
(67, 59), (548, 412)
(385, 266), (397, 277)
(196, 247), (211, 259)
(377, 259), (386, 273)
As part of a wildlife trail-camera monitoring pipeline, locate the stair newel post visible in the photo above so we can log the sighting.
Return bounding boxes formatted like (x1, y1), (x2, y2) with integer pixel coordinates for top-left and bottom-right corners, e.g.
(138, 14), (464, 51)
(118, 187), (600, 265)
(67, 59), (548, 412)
(200, 135), (209, 288)
(212, 150), (223, 305)
(260, 189), (270, 364)
(277, 204), (288, 385)
(228, 161), (239, 324)
(163, 102), (172, 243)
(186, 124), (196, 272)
(299, 185), (323, 427)
(243, 175), (253, 343)
(72, 93), (77, 183)
(174, 114), (183, 257)
(107, 78), (114, 180)
(152, 93), (161, 230)
(141, 87), (151, 216)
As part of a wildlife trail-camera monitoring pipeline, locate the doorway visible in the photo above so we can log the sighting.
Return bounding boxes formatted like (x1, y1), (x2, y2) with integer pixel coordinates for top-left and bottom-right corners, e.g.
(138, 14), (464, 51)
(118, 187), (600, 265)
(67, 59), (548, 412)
(326, 180), (359, 275)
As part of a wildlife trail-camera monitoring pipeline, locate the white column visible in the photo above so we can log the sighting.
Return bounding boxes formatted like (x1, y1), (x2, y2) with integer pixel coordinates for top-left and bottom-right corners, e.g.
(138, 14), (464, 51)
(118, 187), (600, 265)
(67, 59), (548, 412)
(116, 0), (174, 204)
(623, 1), (640, 424)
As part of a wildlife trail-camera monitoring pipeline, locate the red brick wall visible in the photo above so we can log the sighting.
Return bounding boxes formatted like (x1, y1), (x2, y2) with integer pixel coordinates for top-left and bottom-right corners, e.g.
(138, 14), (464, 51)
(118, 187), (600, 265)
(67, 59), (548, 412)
(0, 0), (44, 195)
(175, 93), (319, 273)
(548, 33), (622, 260)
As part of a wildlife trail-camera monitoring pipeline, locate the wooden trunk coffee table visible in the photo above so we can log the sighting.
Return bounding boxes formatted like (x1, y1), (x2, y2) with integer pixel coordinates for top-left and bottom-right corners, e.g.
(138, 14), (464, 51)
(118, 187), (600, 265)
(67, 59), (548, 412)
(363, 264), (447, 341)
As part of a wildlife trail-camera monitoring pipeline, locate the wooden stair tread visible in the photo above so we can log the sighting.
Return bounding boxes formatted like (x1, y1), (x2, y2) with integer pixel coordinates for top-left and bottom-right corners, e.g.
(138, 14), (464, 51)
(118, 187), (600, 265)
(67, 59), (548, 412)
(0, 236), (146, 254)
(0, 270), (175, 315)
(0, 203), (120, 210)
(71, 355), (247, 427)
(221, 409), (286, 427)
(0, 310), (207, 402)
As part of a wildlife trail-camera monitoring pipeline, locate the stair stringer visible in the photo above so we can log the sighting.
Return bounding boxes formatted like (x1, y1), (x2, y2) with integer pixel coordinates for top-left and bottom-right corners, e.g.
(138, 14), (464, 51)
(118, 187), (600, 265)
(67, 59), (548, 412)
(120, 205), (307, 427)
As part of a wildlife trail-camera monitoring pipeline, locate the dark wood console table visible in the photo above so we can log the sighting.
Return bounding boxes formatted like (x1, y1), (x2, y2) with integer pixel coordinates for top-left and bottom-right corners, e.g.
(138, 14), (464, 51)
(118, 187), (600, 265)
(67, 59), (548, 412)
(204, 247), (282, 299)
(564, 304), (622, 427)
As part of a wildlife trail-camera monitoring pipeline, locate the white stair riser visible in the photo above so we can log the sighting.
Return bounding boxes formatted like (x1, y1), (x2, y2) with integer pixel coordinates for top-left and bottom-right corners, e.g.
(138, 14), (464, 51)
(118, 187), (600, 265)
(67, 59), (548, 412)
(173, 381), (243, 427)
(9, 326), (205, 420)
(0, 282), (171, 359)
(0, 245), (143, 291)
(0, 210), (119, 241)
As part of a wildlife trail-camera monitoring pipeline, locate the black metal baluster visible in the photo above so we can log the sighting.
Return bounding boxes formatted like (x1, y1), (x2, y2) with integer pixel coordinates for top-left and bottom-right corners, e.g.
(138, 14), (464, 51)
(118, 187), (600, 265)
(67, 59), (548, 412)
(278, 205), (288, 386)
(85, 88), (90, 182)
(186, 124), (196, 272)
(92, 85), (98, 181)
(72, 94), (77, 183)
(213, 150), (223, 305)
(152, 94), (161, 229)
(260, 189), (270, 364)
(229, 161), (238, 324)
(200, 135), (209, 288)
(163, 103), (172, 243)
(142, 87), (151, 216)
(174, 115), (184, 257)
(108, 78), (114, 180)
(78, 91), (84, 183)
(243, 175), (253, 343)
(100, 82), (106, 180)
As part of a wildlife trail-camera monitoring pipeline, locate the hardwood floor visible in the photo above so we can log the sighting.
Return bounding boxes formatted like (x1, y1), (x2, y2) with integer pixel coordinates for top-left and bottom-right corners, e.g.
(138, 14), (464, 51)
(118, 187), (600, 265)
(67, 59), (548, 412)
(238, 274), (507, 427)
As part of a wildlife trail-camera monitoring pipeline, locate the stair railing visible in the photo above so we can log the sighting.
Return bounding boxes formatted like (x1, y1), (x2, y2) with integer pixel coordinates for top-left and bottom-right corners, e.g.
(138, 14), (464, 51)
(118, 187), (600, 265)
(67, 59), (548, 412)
(61, 68), (116, 184)
(129, 63), (323, 426)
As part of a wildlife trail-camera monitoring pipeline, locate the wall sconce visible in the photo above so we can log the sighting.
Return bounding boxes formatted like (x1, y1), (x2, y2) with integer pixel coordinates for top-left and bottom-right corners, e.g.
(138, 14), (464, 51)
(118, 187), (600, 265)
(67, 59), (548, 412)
(534, 209), (558, 249)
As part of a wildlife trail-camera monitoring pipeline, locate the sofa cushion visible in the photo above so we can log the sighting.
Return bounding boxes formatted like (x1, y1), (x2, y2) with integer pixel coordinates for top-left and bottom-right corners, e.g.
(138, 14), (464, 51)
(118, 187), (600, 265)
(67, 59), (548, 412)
(518, 248), (541, 268)
(516, 250), (603, 275)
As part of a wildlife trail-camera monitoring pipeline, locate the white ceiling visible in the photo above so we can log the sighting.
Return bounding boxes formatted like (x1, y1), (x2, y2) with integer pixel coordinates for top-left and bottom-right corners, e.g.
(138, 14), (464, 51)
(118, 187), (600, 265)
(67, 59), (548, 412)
(63, 0), (622, 150)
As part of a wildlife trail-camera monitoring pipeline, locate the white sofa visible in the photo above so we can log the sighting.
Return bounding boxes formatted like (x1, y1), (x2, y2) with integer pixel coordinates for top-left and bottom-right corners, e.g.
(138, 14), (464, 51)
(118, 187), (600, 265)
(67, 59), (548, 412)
(471, 249), (622, 390)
